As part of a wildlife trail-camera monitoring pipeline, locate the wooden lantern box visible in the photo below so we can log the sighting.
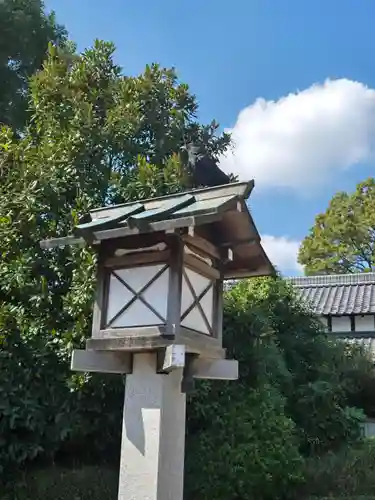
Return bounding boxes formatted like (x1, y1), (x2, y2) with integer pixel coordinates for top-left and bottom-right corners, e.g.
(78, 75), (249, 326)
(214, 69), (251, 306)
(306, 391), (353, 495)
(41, 181), (273, 375)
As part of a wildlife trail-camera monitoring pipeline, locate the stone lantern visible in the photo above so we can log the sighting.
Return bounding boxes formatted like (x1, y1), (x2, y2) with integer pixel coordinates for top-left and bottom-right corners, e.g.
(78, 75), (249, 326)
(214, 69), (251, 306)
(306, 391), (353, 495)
(41, 180), (274, 500)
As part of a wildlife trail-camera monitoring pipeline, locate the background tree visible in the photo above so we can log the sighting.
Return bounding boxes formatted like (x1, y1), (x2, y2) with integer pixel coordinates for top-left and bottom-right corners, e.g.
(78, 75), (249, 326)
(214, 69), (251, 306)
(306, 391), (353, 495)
(185, 277), (375, 500)
(1, 8), (375, 497)
(299, 178), (375, 275)
(0, 39), (230, 475)
(0, 0), (67, 131)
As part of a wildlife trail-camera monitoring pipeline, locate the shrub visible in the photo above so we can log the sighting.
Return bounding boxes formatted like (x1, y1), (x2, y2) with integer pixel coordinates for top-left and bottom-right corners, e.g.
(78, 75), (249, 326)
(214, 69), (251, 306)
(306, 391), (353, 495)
(1, 465), (118, 500)
(300, 440), (375, 498)
(225, 278), (368, 455)
(0, 308), (123, 478)
(184, 278), (375, 499)
(185, 382), (303, 500)
(311, 497), (375, 500)
(2, 275), (375, 499)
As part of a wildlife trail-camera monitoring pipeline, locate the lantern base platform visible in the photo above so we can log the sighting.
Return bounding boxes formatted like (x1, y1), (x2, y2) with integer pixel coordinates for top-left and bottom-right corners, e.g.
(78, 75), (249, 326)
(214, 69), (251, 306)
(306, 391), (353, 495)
(71, 348), (239, 380)
(87, 325), (226, 359)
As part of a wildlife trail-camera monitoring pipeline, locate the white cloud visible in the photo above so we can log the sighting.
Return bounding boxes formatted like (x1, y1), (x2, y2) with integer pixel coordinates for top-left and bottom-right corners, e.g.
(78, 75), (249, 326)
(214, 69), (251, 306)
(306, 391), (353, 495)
(261, 235), (303, 275)
(220, 79), (375, 191)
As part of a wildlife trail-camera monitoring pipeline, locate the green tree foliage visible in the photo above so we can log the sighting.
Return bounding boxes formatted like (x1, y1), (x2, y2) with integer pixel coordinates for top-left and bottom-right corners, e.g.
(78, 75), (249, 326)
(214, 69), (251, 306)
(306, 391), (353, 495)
(0, 39), (229, 341)
(185, 277), (374, 500)
(0, 0), (67, 131)
(0, 301), (125, 475)
(3, 466), (119, 499)
(0, 39), (229, 475)
(3, 276), (375, 498)
(300, 440), (375, 499)
(1, 24), (375, 499)
(299, 178), (375, 275)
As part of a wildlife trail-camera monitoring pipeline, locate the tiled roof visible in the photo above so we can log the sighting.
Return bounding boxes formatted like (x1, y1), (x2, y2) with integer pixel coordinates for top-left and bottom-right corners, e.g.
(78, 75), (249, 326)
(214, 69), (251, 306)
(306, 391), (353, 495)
(287, 273), (375, 315)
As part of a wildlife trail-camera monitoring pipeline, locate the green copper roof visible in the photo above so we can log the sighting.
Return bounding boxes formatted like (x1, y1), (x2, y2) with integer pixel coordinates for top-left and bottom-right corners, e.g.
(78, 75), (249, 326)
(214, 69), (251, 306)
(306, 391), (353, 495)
(74, 203), (145, 237)
(39, 180), (275, 279)
(41, 182), (254, 249)
(73, 194), (197, 236)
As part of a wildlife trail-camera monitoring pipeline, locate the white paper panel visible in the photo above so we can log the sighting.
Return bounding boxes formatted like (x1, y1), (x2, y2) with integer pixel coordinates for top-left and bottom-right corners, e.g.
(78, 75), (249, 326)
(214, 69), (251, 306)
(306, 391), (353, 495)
(111, 299), (160, 327)
(107, 274), (134, 324)
(182, 306), (209, 334)
(181, 274), (195, 315)
(142, 268), (169, 319)
(115, 264), (165, 292)
(185, 267), (210, 296)
(200, 286), (214, 327)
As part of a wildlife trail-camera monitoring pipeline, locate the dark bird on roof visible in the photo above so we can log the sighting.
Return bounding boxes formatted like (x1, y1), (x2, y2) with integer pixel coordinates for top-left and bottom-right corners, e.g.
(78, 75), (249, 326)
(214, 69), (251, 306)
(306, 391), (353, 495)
(181, 142), (230, 188)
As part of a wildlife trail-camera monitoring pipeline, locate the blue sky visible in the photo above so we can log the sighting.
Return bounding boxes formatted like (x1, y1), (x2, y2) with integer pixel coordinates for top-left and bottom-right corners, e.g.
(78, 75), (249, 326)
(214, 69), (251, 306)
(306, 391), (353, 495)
(45, 0), (375, 275)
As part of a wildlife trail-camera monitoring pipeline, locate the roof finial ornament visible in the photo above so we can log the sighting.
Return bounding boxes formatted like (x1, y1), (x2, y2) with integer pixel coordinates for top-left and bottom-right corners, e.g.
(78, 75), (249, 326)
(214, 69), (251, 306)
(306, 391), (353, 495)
(180, 141), (230, 188)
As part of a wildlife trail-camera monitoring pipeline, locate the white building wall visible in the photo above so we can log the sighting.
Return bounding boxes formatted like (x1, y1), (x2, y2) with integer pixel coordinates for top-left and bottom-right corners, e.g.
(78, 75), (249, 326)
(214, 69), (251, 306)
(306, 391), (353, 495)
(363, 420), (375, 438)
(321, 314), (375, 332)
(355, 315), (375, 332)
(331, 316), (351, 332)
(319, 317), (328, 330)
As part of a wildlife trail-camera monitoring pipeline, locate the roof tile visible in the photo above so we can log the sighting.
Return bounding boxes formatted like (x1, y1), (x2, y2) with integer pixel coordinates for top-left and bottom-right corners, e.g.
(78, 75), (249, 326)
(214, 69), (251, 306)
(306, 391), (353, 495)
(288, 273), (375, 315)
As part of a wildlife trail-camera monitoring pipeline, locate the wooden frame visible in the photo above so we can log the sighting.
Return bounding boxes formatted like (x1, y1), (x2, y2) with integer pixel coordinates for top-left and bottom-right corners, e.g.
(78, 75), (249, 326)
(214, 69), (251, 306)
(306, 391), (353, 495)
(87, 326), (225, 359)
(179, 327), (225, 358)
(94, 325), (167, 339)
(212, 272), (224, 344)
(103, 249), (170, 269)
(327, 316), (332, 332)
(90, 232), (225, 356)
(181, 232), (220, 261)
(87, 334), (174, 351)
(183, 253), (219, 280)
(93, 248), (172, 337)
(91, 247), (106, 337)
(180, 268), (214, 336)
(180, 237), (223, 340)
(105, 264), (169, 328)
(166, 235), (183, 338)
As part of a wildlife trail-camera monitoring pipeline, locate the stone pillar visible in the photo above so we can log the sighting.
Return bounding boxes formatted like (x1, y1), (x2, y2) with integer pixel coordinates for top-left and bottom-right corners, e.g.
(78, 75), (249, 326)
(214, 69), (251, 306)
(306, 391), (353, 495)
(118, 352), (186, 500)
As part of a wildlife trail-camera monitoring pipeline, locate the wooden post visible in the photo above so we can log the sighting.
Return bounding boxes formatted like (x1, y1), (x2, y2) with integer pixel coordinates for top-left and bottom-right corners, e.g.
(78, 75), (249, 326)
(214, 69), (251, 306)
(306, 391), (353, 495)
(166, 234), (183, 339)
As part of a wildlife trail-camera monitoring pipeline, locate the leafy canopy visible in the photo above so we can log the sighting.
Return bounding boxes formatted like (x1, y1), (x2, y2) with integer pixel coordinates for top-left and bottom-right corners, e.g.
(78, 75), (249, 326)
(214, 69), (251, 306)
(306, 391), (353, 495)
(0, 0), (67, 131)
(0, 39), (230, 475)
(185, 277), (374, 500)
(1, 21), (375, 499)
(299, 178), (375, 274)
